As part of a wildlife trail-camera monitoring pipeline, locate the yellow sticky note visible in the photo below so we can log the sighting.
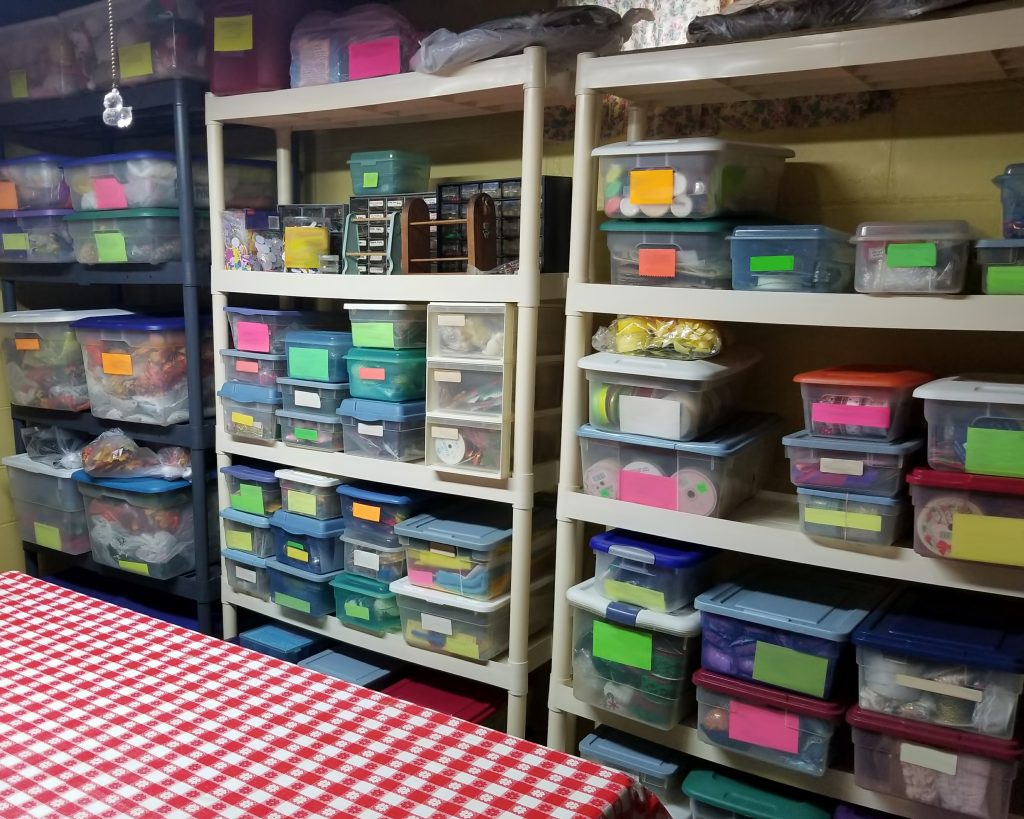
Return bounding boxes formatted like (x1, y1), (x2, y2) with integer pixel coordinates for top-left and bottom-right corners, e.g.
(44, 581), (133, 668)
(286, 545), (310, 563)
(287, 490), (317, 517)
(214, 15), (253, 52)
(951, 513), (1024, 566)
(629, 168), (674, 205)
(604, 578), (666, 611)
(9, 70), (28, 100)
(225, 529), (253, 552)
(118, 560), (150, 575)
(119, 42), (154, 80)
(33, 523), (62, 550)
(445, 633), (481, 660)
(804, 507), (882, 532)
(284, 225), (328, 269)
(2, 233), (28, 251)
(231, 411), (254, 426)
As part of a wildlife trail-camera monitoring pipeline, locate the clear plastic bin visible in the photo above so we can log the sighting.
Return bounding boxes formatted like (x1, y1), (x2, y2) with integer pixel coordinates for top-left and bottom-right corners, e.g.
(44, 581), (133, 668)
(590, 529), (715, 613)
(427, 303), (514, 361)
(286, 330), (353, 383)
(346, 348), (425, 402)
(0, 18), (77, 102)
(783, 430), (924, 498)
(266, 559), (342, 616)
(65, 208), (210, 265)
(339, 398), (425, 462)
(220, 349), (287, 387)
(13, 210), (76, 262)
(276, 469), (342, 520)
(915, 375), (1024, 476)
(848, 706), (1022, 819)
(348, 151), (430, 196)
(277, 409), (345, 452)
(278, 377), (349, 415)
(218, 383), (281, 441)
(270, 510), (344, 574)
(220, 507), (274, 557)
(427, 359), (510, 418)
(578, 727), (685, 809)
(337, 482), (429, 546)
(0, 213), (27, 261)
(73, 314), (214, 426)
(683, 770), (830, 819)
(852, 221), (973, 294)
(426, 410), (560, 479)
(13, 498), (91, 555)
(238, 623), (327, 662)
(4, 453), (89, 555)
(299, 646), (404, 688)
(331, 572), (401, 635)
(224, 307), (328, 355)
(577, 413), (778, 517)
(344, 303), (426, 349)
(0, 156), (70, 210)
(601, 220), (736, 289)
(593, 139), (793, 220)
(993, 164), (1024, 239)
(976, 239), (1024, 294)
(794, 365), (933, 442)
(581, 348), (760, 442)
(343, 532), (406, 583)
(220, 464), (280, 517)
(0, 308), (128, 411)
(798, 488), (908, 546)
(568, 577), (701, 730)
(729, 225), (855, 292)
(223, 548), (271, 600)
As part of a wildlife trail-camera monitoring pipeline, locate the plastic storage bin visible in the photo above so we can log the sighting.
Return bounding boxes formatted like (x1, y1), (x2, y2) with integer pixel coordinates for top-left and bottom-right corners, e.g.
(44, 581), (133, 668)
(693, 668), (845, 777)
(427, 303), (514, 361)
(853, 586), (1024, 740)
(694, 567), (890, 698)
(223, 549), (270, 600)
(568, 577), (701, 730)
(908, 468), (1024, 566)
(993, 163), (1024, 238)
(218, 383), (281, 441)
(425, 410), (561, 479)
(276, 469), (342, 520)
(848, 706), (1022, 819)
(297, 646), (403, 688)
(0, 16), (77, 102)
(220, 507), (273, 557)
(580, 348), (760, 441)
(266, 559), (342, 616)
(426, 359), (510, 418)
(915, 375), (1024, 477)
(0, 155), (70, 209)
(238, 623), (326, 662)
(220, 349), (287, 387)
(976, 239), (1024, 294)
(345, 303), (427, 349)
(73, 314), (213, 426)
(286, 330), (353, 383)
(15, 210), (75, 262)
(382, 673), (506, 726)
(0, 213), (26, 261)
(270, 510), (344, 574)
(348, 151), (430, 197)
(224, 307), (327, 355)
(783, 430), (924, 498)
(220, 464), (280, 517)
(683, 770), (830, 819)
(4, 454), (88, 555)
(278, 377), (349, 415)
(330, 572), (401, 634)
(0, 308), (129, 411)
(590, 529), (715, 613)
(338, 482), (429, 546)
(592, 139), (793, 220)
(65, 208), (209, 265)
(797, 488), (908, 546)
(345, 348), (425, 401)
(578, 727), (685, 808)
(852, 221), (973, 294)
(601, 220), (737, 289)
(794, 365), (933, 442)
(577, 413), (778, 517)
(277, 409), (345, 451)
(730, 225), (855, 292)
(343, 532), (406, 583)
(339, 398), (425, 461)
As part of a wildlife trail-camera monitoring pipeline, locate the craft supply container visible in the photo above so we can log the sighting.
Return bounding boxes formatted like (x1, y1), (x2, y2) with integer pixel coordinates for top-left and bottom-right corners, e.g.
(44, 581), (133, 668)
(238, 624), (327, 662)
(345, 303), (426, 349)
(276, 469), (342, 520)
(580, 348), (760, 442)
(426, 414), (508, 477)
(4, 454), (89, 555)
(345, 347), (425, 401)
(592, 138), (793, 220)
(794, 365), (933, 442)
(73, 314), (213, 426)
(330, 572), (401, 635)
(218, 383), (281, 440)
(783, 430), (923, 498)
(590, 529), (715, 613)
(797, 488), (907, 546)
(600, 220), (736, 289)
(694, 668), (845, 777)
(224, 307), (328, 355)
(278, 377), (349, 415)
(994, 163), (1024, 238)
(338, 398), (425, 462)
(683, 770), (831, 819)
(342, 532), (407, 583)
(348, 150), (430, 196)
(0, 308), (128, 412)
(277, 409), (345, 451)
(223, 549), (271, 600)
(220, 465), (280, 517)
(220, 507), (274, 557)
(15, 210), (75, 262)
(729, 225), (855, 292)
(298, 647), (403, 688)
(285, 330), (353, 383)
(568, 577), (700, 730)
(65, 208), (209, 265)
(915, 375), (1024, 477)
(0, 212), (27, 261)
(908, 468), (1024, 566)
(270, 509), (344, 574)
(852, 221), (973, 294)
(578, 727), (684, 807)
(848, 706), (1022, 819)
(0, 155), (70, 209)
(266, 559), (342, 616)
(391, 574), (553, 663)
(427, 359), (510, 417)
(338, 482), (430, 546)
(220, 349), (287, 387)
(427, 302), (514, 361)
(976, 239), (1024, 294)
(695, 567), (890, 699)
(577, 413), (778, 518)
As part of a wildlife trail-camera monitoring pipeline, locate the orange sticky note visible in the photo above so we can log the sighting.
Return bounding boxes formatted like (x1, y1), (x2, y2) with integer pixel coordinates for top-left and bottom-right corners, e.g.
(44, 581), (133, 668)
(359, 367), (386, 381)
(352, 502), (381, 523)
(0, 181), (17, 210)
(629, 168), (674, 205)
(14, 337), (40, 351)
(101, 352), (133, 376)
(638, 247), (676, 278)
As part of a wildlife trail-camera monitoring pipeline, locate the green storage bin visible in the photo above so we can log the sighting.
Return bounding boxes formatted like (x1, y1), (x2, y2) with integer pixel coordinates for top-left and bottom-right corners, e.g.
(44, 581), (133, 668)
(331, 571), (401, 634)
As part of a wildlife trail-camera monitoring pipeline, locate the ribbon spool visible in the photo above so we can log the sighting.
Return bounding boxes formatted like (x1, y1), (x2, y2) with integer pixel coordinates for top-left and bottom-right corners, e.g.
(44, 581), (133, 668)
(915, 495), (983, 556)
(675, 468), (718, 516)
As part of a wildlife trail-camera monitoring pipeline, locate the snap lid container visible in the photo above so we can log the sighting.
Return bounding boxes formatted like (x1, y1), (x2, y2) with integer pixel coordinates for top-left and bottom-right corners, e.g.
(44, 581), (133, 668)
(277, 408), (345, 452)
(344, 303), (427, 349)
(270, 509), (345, 574)
(345, 347), (426, 402)
(224, 306), (328, 354)
(342, 531), (407, 584)
(265, 559), (343, 616)
(976, 239), (1024, 294)
(220, 464), (280, 516)
(337, 482), (430, 546)
(729, 224), (855, 292)
(329, 572), (401, 635)
(852, 220), (973, 294)
(218, 382), (281, 441)
(285, 329), (353, 383)
(220, 349), (287, 387)
(682, 770), (830, 819)
(65, 208), (210, 265)
(3, 454), (89, 555)
(993, 163), (1024, 238)
(220, 507), (274, 558)
(297, 647), (403, 689)
(797, 488), (908, 546)
(0, 155), (71, 209)
(238, 623), (327, 663)
(338, 397), (426, 462)
(223, 549), (271, 600)
(275, 469), (342, 520)
(348, 150), (430, 197)
(578, 726), (684, 804)
(782, 430), (924, 498)
(278, 377), (349, 415)
(15, 209), (76, 262)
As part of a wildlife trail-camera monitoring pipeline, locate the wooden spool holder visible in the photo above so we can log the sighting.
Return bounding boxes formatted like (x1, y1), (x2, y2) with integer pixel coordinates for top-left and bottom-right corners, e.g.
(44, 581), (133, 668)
(401, 193), (498, 274)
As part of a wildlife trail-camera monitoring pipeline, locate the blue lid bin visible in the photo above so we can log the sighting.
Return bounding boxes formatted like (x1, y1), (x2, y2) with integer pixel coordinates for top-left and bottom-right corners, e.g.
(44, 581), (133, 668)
(782, 430), (924, 498)
(298, 646), (404, 689)
(238, 623), (328, 662)
(0, 154), (71, 209)
(348, 150), (430, 197)
(330, 571), (402, 635)
(578, 726), (685, 804)
(285, 330), (353, 383)
(218, 382), (281, 442)
(0, 212), (28, 261)
(337, 482), (431, 547)
(270, 510), (345, 574)
(976, 238), (1024, 294)
(266, 559), (343, 616)
(339, 397), (426, 462)
(729, 225), (855, 293)
(220, 508), (274, 558)
(277, 409), (346, 452)
(994, 163), (1024, 239)
(278, 376), (350, 416)
(797, 488), (908, 547)
(346, 348), (426, 402)
(694, 566), (891, 699)
(223, 549), (271, 601)
(220, 465), (281, 517)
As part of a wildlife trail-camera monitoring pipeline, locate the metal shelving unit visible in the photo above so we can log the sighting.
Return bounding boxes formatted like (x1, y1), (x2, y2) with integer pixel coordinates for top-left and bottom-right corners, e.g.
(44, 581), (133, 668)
(205, 48), (570, 738)
(547, 6), (1024, 817)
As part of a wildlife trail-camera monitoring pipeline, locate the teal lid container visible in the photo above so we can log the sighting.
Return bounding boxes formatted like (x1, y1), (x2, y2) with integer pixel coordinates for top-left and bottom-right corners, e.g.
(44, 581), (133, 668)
(683, 771), (830, 819)
(348, 150), (431, 196)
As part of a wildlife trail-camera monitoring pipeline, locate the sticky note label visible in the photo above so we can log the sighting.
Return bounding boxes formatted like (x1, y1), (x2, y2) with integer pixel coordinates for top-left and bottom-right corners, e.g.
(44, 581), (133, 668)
(286, 544), (309, 563)
(293, 427), (319, 442)
(620, 394), (681, 440)
(289, 347), (330, 381)
(102, 352), (133, 376)
(899, 742), (958, 776)
(94, 231), (128, 263)
(234, 566), (258, 584)
(593, 620), (652, 670)
(344, 600), (371, 621)
(603, 578), (665, 611)
(629, 168), (674, 205)
(234, 359), (259, 374)
(357, 423), (384, 437)
(433, 370), (461, 383)
(420, 612), (453, 635)
(287, 490), (317, 517)
(638, 247), (676, 278)
(362, 172), (380, 189)
(965, 427), (1024, 478)
(886, 242), (937, 268)
(895, 673), (984, 703)
(348, 36), (401, 81)
(820, 457), (864, 476)
(92, 177), (128, 210)
(33, 523), (62, 550)
(274, 592), (311, 613)
(352, 550), (380, 572)
(0, 181), (17, 210)
(231, 411), (254, 427)
(804, 507), (883, 532)
(950, 512), (1024, 567)
(408, 568), (434, 586)
(119, 42), (154, 80)
(729, 701), (800, 754)
(225, 529), (253, 552)
(235, 320), (270, 353)
(2, 233), (28, 251)
(14, 336), (40, 351)
(414, 550), (468, 572)
(117, 560), (150, 575)
(446, 633), (480, 659)
(752, 641), (829, 697)
(359, 367), (386, 382)
(232, 483), (265, 515)
(812, 402), (891, 429)
(986, 265), (1024, 294)
(750, 254), (795, 273)
(436, 314), (466, 327)
(352, 322), (396, 348)
(9, 70), (28, 99)
(214, 15), (253, 52)
(284, 225), (328, 269)
(351, 502), (381, 523)
(294, 390), (322, 410)
(620, 469), (677, 511)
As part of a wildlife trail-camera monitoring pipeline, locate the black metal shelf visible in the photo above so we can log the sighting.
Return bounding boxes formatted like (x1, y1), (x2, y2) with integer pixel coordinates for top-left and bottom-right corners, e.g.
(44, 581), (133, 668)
(11, 406), (215, 449)
(0, 260), (206, 286)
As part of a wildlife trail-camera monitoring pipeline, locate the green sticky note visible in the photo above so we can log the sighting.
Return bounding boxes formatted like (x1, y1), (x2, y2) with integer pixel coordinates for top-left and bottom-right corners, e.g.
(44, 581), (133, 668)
(2, 233), (28, 251)
(294, 427), (319, 442)
(592, 620), (652, 671)
(288, 347), (330, 381)
(750, 254), (795, 273)
(9, 70), (28, 99)
(94, 231), (128, 263)
(232, 483), (265, 516)
(274, 592), (311, 613)
(886, 242), (936, 268)
(287, 489), (318, 517)
(33, 522), (62, 550)
(118, 560), (150, 576)
(986, 265), (1024, 295)
(966, 427), (1024, 478)
(603, 579), (666, 611)
(225, 529), (253, 552)
(344, 600), (371, 621)
(352, 322), (396, 349)
(363, 171), (379, 189)
(752, 641), (828, 697)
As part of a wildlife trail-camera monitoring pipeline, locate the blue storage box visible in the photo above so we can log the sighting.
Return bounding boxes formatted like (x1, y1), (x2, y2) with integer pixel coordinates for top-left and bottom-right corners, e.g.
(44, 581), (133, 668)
(223, 548), (271, 600)
(270, 509), (345, 574)
(337, 482), (430, 546)
(266, 558), (343, 616)
(797, 488), (908, 546)
(220, 508), (274, 557)
(578, 726), (685, 805)
(220, 464), (281, 517)
(345, 348), (425, 402)
(695, 567), (891, 699)
(298, 647), (404, 689)
(238, 623), (327, 662)
(285, 330), (353, 383)
(218, 382), (281, 441)
(278, 376), (350, 415)
(224, 306), (328, 355)
(729, 225), (854, 292)
(277, 408), (346, 452)
(339, 397), (426, 462)
(330, 571), (402, 634)
(348, 150), (430, 197)
(975, 238), (1024, 294)
(783, 430), (923, 498)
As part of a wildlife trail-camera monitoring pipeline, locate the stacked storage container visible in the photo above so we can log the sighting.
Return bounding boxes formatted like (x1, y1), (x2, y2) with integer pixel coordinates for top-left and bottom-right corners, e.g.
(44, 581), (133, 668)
(220, 464), (281, 600)
(0, 156), (75, 263)
(277, 328), (352, 451)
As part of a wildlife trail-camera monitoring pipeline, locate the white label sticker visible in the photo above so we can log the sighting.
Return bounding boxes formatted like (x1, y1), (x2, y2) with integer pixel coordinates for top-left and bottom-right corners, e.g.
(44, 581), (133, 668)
(357, 423), (384, 437)
(619, 394), (681, 440)
(895, 673), (984, 703)
(820, 457), (865, 476)
(437, 314), (466, 327)
(899, 742), (958, 776)
(433, 370), (462, 383)
(420, 613), (453, 636)
(298, 38), (331, 86)
(352, 549), (380, 571)
(432, 427), (459, 440)
(679, 250), (700, 266)
(294, 389), (322, 410)
(234, 567), (258, 584)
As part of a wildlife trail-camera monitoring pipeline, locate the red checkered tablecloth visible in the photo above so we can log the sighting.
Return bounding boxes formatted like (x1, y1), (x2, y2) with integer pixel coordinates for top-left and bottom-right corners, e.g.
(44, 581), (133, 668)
(0, 572), (660, 819)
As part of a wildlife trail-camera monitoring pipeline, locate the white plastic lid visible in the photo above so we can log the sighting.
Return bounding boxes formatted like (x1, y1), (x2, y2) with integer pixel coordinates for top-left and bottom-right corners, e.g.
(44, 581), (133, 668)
(913, 374), (1024, 405)
(389, 574), (553, 613)
(567, 578), (701, 636)
(852, 220), (972, 242)
(2, 453), (77, 479)
(0, 308), (130, 325)
(343, 303), (426, 312)
(592, 138), (794, 159)
(273, 469), (343, 488)
(579, 347), (761, 383)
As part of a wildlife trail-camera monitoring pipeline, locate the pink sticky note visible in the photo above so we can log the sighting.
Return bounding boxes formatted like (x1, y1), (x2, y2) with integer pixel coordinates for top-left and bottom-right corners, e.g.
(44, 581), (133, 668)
(359, 367), (386, 381)
(811, 402), (891, 429)
(729, 701), (801, 754)
(236, 321), (270, 353)
(92, 177), (128, 209)
(620, 470), (677, 510)
(348, 37), (402, 80)
(408, 569), (434, 587)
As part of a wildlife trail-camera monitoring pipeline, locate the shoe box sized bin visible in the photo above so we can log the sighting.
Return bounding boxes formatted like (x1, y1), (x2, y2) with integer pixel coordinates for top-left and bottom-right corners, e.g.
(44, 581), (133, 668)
(578, 727), (685, 808)
(683, 770), (829, 819)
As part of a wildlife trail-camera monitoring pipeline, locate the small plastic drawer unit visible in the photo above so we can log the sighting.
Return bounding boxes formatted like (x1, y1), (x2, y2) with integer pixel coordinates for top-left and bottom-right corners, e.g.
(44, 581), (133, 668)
(266, 559), (342, 616)
(580, 348), (760, 441)
(276, 469), (342, 520)
(994, 163), (1024, 239)
(278, 377), (349, 415)
(783, 430), (924, 498)
(578, 727), (684, 807)
(286, 330), (353, 383)
(853, 586), (1024, 740)
(270, 510), (344, 574)
(798, 488), (908, 546)
(277, 409), (345, 451)
(238, 624), (327, 662)
(683, 770), (830, 819)
(343, 532), (406, 583)
(427, 303), (513, 361)
(65, 208), (207, 265)
(730, 225), (855, 292)
(346, 348), (425, 401)
(14, 209), (76, 262)
(568, 578), (701, 730)
(220, 349), (287, 387)
(348, 150), (430, 196)
(694, 668), (846, 777)
(794, 365), (933, 442)
(592, 138), (793, 220)
(694, 567), (890, 699)
(577, 412), (778, 517)
(224, 307), (327, 355)
(218, 383), (281, 441)
(976, 239), (1024, 294)
(427, 359), (510, 417)
(345, 303), (426, 349)
(339, 398), (425, 462)
(298, 646), (403, 688)
(852, 220), (973, 294)
(223, 549), (271, 601)
(220, 508), (273, 557)
(220, 464), (280, 517)
(0, 155), (70, 209)
(337, 482), (429, 546)
(601, 220), (737, 289)
(4, 454), (88, 555)
(330, 572), (401, 635)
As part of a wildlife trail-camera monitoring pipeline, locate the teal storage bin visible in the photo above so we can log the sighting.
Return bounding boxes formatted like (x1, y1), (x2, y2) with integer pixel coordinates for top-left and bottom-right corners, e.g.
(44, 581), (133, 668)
(238, 623), (328, 662)
(729, 225), (855, 292)
(285, 330), (353, 383)
(270, 509), (345, 574)
(331, 571), (402, 634)
(348, 150), (430, 196)
(346, 348), (426, 402)
(266, 558), (342, 616)
(298, 647), (404, 688)
(683, 770), (830, 819)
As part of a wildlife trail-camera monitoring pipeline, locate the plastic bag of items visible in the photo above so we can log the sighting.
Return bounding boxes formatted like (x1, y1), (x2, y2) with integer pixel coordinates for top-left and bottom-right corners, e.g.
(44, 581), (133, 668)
(688, 0), (980, 44)
(593, 315), (723, 360)
(289, 4), (419, 88)
(412, 5), (655, 74)
(82, 428), (191, 480)
(20, 425), (89, 469)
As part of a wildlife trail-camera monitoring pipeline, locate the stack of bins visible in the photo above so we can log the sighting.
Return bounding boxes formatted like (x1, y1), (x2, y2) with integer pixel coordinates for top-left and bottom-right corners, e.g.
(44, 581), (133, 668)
(278, 329), (352, 451)
(219, 464), (281, 601)
(0, 156), (75, 263)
